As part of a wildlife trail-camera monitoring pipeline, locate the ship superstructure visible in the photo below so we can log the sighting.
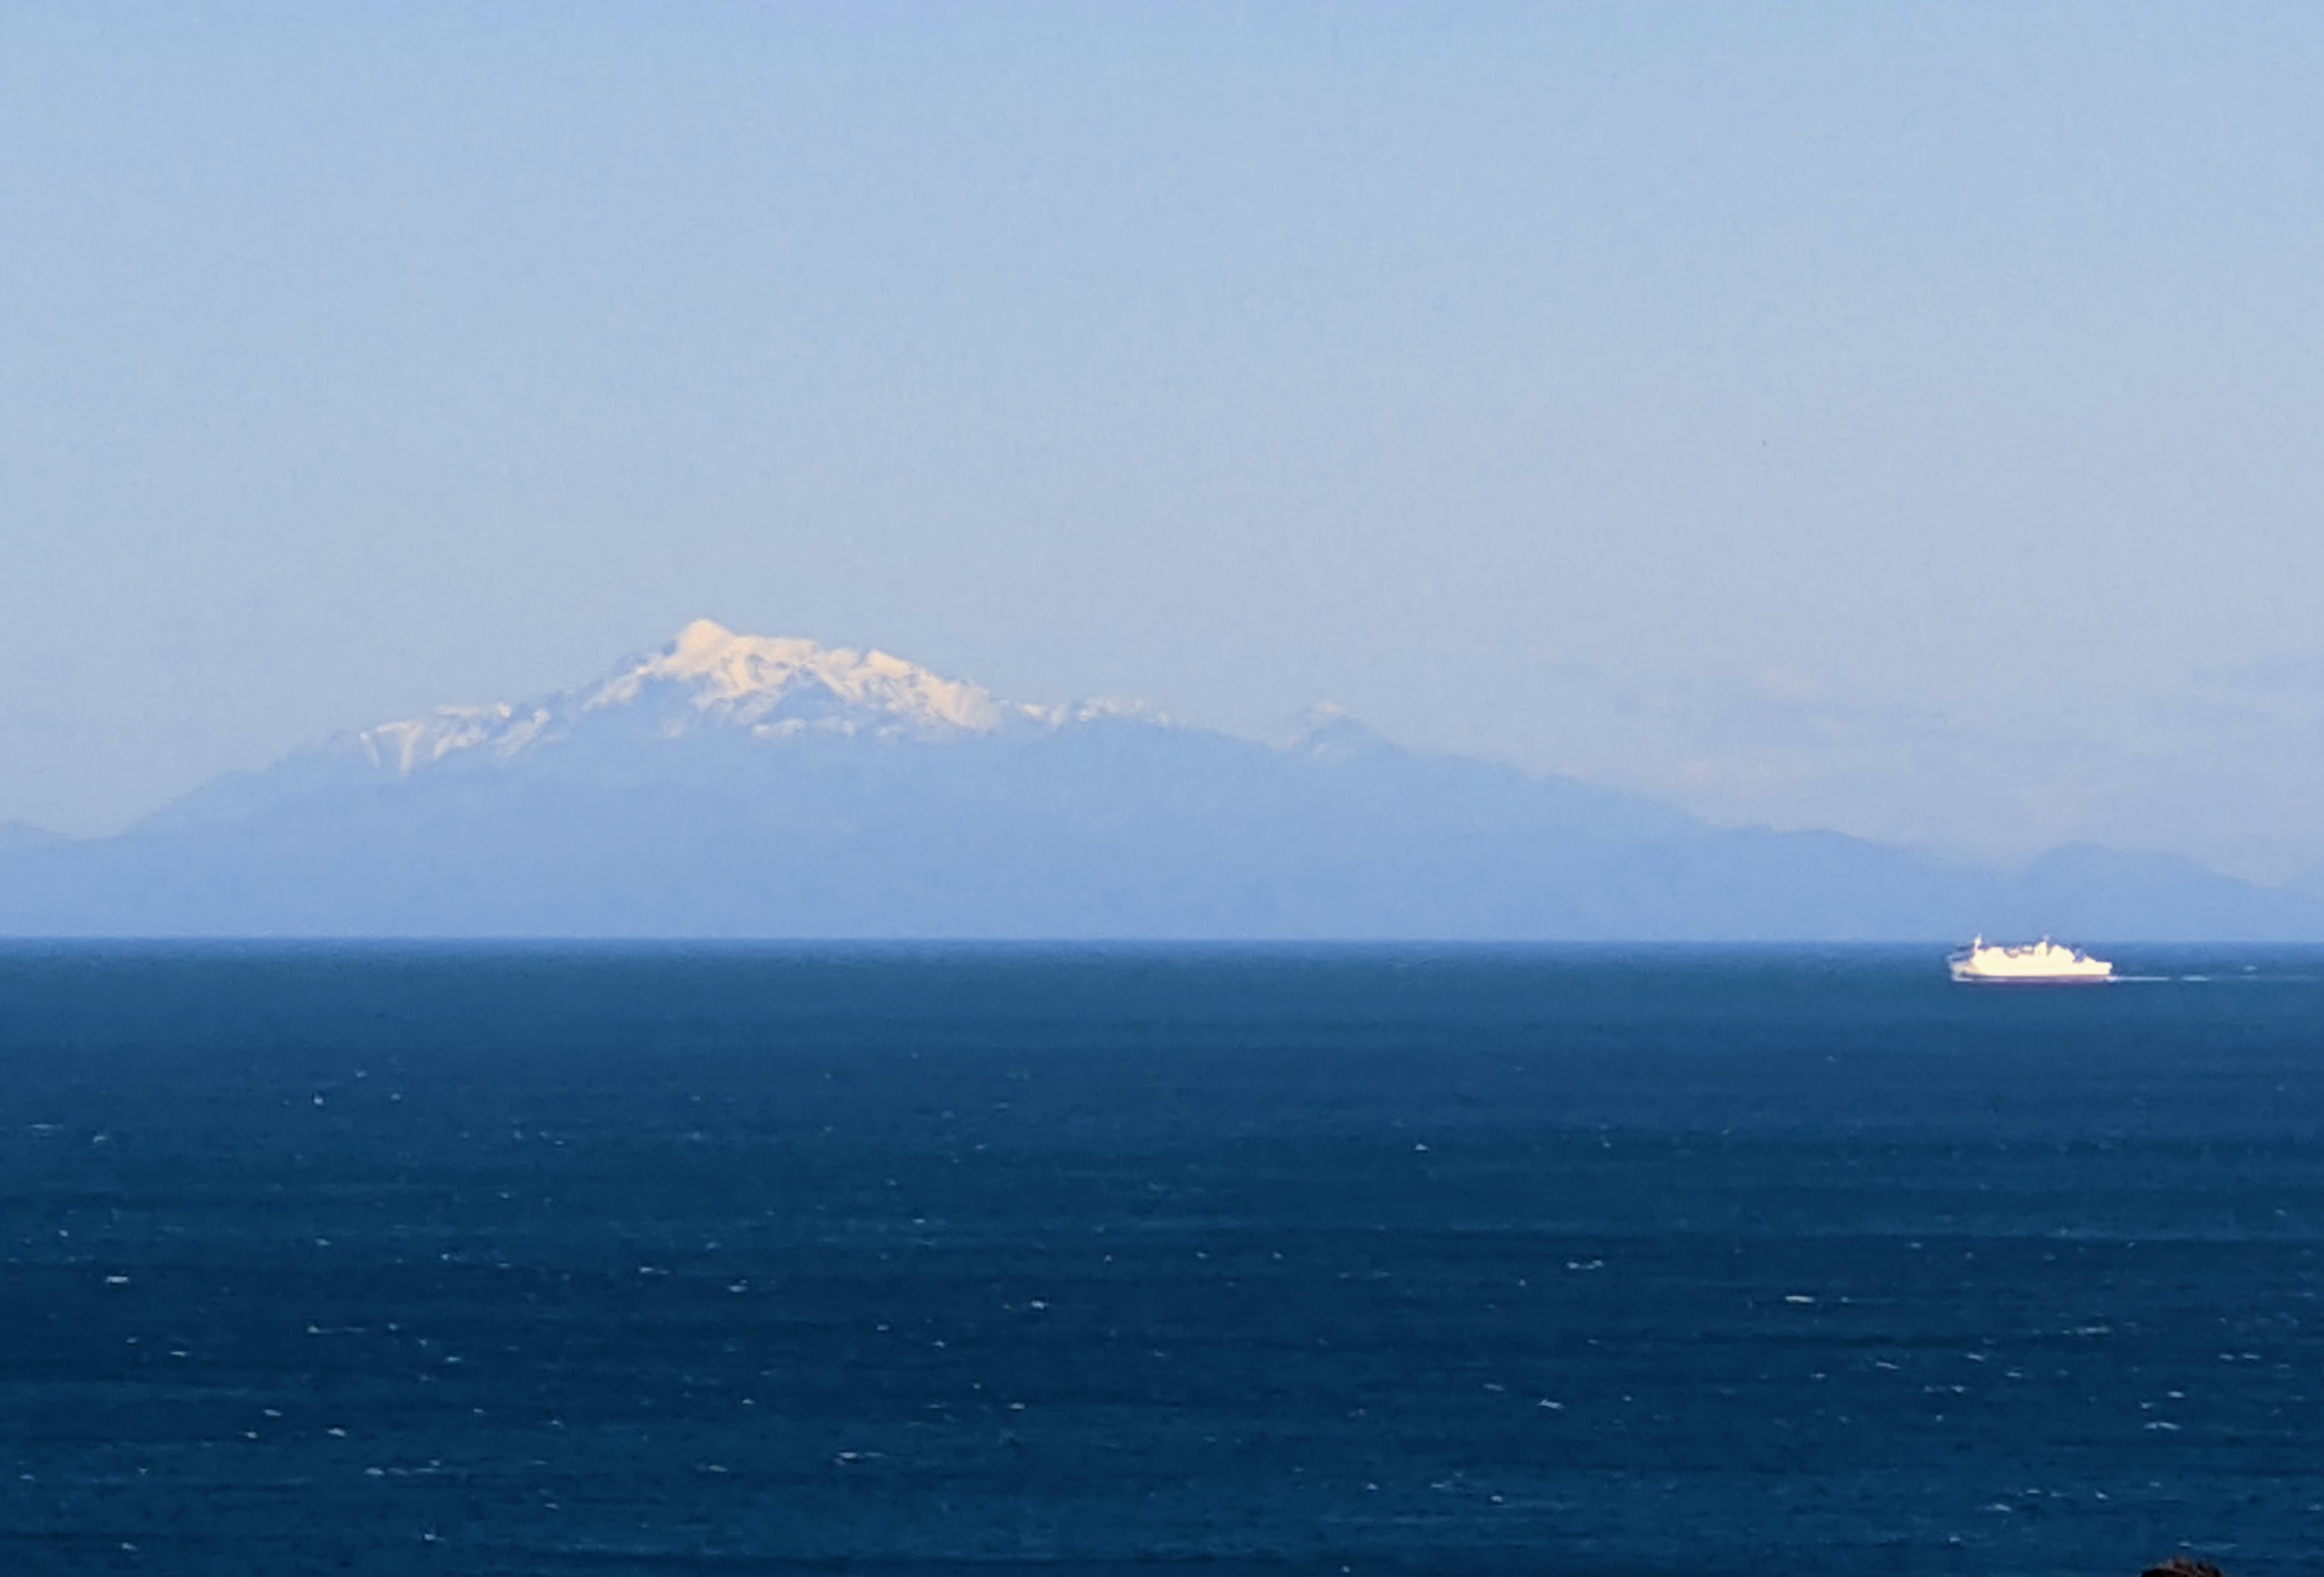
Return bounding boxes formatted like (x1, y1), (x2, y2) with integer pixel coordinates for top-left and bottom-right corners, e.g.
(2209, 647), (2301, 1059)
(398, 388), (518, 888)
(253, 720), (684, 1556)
(1948, 936), (2113, 984)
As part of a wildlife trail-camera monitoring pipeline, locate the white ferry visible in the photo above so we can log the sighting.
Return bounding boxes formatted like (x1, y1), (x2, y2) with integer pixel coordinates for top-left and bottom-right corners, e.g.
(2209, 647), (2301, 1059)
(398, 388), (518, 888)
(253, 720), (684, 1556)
(1948, 936), (2113, 984)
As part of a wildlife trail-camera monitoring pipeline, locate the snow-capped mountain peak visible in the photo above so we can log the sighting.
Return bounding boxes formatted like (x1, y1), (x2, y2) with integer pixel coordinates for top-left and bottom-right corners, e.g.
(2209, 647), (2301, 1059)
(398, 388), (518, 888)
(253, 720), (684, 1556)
(352, 622), (1031, 777)
(587, 620), (1007, 736)
(1275, 700), (1391, 761)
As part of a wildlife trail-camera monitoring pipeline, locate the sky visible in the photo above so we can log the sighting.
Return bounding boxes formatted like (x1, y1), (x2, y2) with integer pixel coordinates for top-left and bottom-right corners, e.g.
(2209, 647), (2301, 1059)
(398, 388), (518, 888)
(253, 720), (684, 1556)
(4, 4), (2323, 879)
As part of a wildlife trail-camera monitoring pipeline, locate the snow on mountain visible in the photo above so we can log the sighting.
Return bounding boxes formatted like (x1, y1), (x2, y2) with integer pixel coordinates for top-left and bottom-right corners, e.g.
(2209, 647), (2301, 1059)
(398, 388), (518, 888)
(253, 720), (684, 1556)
(130, 621), (1187, 838)
(9, 620), (2320, 940)
(1275, 700), (1394, 761)
(353, 620), (1052, 777)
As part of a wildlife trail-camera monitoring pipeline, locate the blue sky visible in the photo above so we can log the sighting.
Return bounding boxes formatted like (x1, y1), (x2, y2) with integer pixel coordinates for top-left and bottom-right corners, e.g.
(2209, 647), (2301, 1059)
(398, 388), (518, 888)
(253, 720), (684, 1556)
(5, 4), (2323, 877)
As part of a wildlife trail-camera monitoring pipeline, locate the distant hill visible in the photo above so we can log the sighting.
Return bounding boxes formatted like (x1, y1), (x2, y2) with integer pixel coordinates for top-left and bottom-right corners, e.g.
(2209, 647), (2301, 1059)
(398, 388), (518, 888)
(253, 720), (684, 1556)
(2, 621), (2319, 941)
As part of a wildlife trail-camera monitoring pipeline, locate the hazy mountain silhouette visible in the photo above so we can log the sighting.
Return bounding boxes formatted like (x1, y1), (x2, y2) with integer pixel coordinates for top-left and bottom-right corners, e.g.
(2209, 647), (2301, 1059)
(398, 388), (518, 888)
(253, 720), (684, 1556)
(2, 622), (2318, 941)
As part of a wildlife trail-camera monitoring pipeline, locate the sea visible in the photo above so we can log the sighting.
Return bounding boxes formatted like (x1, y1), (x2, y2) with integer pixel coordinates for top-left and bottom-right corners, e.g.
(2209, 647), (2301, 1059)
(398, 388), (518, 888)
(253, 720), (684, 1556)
(1, 944), (2319, 1576)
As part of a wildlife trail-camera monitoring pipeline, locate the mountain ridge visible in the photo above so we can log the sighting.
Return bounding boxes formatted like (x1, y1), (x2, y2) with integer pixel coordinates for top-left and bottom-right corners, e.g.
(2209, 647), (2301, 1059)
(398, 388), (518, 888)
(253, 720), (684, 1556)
(4, 622), (2320, 942)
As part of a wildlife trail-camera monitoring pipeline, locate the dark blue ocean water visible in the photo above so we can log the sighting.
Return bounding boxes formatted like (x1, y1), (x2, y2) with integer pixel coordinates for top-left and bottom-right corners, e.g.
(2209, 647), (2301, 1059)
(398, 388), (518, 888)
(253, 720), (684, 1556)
(1, 945), (2320, 1576)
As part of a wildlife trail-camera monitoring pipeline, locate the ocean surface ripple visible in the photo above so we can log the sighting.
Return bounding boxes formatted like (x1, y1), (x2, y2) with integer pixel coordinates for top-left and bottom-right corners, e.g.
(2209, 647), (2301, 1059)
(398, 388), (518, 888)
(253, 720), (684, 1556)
(0, 943), (2318, 1576)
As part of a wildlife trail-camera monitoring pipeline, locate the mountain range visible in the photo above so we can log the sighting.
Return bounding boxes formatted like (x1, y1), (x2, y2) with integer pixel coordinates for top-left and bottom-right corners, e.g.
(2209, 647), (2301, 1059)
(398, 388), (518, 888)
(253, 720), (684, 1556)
(3, 620), (2320, 940)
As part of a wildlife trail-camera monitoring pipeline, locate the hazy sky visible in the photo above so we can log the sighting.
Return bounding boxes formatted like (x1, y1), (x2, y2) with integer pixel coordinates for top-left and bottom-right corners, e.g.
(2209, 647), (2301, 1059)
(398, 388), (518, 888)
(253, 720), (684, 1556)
(6, 4), (2323, 877)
